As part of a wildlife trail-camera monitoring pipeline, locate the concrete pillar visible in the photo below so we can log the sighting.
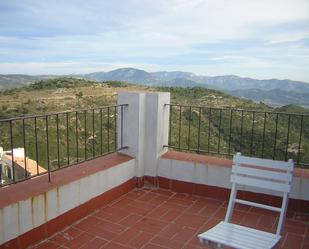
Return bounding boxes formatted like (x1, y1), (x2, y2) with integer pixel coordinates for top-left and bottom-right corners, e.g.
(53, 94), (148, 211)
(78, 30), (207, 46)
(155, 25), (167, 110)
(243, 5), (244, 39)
(144, 92), (170, 176)
(117, 91), (170, 179)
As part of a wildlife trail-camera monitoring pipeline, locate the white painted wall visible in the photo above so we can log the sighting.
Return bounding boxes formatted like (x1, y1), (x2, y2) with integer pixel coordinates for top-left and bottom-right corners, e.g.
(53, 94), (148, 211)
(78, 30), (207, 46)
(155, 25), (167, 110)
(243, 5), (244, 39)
(117, 92), (146, 177)
(144, 92), (170, 176)
(118, 92), (170, 177)
(158, 157), (309, 201)
(6, 148), (25, 158)
(0, 158), (135, 245)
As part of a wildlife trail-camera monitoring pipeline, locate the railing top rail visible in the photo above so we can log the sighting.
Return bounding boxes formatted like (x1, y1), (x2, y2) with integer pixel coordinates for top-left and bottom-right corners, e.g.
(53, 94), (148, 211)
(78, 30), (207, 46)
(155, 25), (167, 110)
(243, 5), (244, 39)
(165, 103), (309, 116)
(0, 102), (128, 187)
(0, 104), (129, 122)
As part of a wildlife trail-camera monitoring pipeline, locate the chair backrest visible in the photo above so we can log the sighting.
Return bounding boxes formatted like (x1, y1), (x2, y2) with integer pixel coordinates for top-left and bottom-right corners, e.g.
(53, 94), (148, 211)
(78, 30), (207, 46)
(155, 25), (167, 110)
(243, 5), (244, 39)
(225, 152), (294, 236)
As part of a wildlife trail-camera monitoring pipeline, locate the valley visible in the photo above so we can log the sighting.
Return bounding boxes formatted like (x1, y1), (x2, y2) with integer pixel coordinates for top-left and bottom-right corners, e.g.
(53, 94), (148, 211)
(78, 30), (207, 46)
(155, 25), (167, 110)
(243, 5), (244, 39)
(2, 67), (309, 108)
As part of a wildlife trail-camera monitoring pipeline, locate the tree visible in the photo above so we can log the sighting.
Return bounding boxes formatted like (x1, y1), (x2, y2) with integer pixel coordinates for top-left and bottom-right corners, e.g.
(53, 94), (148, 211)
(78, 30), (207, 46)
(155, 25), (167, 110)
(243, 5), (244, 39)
(76, 91), (83, 99)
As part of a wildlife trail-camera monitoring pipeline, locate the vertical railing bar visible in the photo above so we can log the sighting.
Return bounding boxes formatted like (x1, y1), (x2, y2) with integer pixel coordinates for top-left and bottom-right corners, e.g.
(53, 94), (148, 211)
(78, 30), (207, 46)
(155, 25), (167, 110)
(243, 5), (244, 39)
(92, 109), (95, 158)
(66, 112), (70, 165)
(208, 108), (212, 153)
(250, 111), (255, 156)
(228, 109), (233, 155)
(22, 119), (27, 178)
(9, 120), (16, 183)
(10, 106), (309, 182)
(197, 107), (201, 152)
(169, 105), (172, 146)
(188, 106), (192, 150)
(107, 107), (110, 152)
(178, 106), (182, 149)
(56, 114), (60, 168)
(114, 106), (117, 151)
(0, 161), (1, 186)
(45, 116), (51, 182)
(121, 105), (124, 148)
(218, 109), (222, 153)
(240, 110), (244, 152)
(285, 114), (291, 161)
(273, 113), (279, 160)
(84, 110), (87, 160)
(75, 111), (79, 163)
(100, 108), (103, 155)
(34, 117), (39, 175)
(261, 112), (267, 158)
(297, 115), (303, 164)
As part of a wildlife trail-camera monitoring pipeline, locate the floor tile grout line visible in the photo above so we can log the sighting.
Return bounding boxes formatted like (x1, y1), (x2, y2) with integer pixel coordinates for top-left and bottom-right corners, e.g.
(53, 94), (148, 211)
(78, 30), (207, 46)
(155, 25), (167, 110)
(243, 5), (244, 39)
(145, 189), (189, 248)
(148, 190), (212, 249)
(28, 187), (308, 249)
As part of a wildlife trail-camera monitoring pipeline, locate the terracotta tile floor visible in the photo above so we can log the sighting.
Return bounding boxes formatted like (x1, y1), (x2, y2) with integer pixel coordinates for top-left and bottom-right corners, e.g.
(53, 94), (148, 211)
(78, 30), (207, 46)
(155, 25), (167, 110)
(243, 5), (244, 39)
(30, 188), (309, 249)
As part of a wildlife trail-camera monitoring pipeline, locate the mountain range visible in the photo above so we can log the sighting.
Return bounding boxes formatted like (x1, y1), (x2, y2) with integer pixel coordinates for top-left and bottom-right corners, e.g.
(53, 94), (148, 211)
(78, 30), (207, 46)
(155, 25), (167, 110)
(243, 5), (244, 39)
(0, 74), (57, 89)
(1, 67), (309, 107)
(84, 68), (309, 93)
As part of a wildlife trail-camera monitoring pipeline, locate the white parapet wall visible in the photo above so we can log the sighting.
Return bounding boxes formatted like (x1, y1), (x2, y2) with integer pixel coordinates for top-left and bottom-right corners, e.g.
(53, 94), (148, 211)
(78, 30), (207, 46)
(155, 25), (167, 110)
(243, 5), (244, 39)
(0, 90), (172, 246)
(0, 158), (135, 245)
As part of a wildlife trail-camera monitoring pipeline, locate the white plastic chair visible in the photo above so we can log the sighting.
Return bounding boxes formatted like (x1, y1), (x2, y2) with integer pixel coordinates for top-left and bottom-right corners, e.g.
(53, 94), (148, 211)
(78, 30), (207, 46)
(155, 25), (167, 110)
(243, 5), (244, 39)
(198, 152), (294, 249)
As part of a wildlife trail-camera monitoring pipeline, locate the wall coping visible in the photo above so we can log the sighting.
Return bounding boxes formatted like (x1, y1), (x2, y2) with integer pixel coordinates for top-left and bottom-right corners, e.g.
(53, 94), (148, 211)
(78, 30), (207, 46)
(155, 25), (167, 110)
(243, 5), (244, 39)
(0, 153), (133, 208)
(161, 151), (309, 179)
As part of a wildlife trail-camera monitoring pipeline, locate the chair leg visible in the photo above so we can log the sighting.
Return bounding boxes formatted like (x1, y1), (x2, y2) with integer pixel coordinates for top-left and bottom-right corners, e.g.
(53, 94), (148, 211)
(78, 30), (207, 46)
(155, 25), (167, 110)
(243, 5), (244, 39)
(199, 239), (223, 248)
(207, 241), (220, 249)
(199, 238), (209, 245)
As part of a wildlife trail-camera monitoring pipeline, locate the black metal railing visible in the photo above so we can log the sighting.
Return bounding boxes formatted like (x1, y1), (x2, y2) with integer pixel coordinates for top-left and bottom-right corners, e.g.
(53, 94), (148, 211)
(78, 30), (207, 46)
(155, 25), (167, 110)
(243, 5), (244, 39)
(0, 104), (128, 187)
(165, 104), (309, 167)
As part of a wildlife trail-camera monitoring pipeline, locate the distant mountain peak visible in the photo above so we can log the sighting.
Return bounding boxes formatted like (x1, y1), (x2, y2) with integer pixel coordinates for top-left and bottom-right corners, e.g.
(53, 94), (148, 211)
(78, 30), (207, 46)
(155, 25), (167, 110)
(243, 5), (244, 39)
(110, 67), (146, 72)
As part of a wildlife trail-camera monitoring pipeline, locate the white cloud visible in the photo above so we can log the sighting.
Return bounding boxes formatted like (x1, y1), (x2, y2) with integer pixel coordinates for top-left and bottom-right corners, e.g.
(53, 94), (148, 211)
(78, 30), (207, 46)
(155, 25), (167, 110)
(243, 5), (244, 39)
(131, 0), (309, 42)
(0, 0), (309, 81)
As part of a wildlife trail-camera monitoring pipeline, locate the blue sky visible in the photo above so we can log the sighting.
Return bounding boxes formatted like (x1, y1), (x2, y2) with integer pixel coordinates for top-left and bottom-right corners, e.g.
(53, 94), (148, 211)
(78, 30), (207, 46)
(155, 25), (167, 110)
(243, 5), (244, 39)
(0, 0), (309, 82)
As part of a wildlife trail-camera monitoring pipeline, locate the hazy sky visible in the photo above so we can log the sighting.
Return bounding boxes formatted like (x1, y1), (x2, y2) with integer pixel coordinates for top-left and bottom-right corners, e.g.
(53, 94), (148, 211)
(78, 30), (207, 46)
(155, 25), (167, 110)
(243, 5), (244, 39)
(0, 0), (309, 81)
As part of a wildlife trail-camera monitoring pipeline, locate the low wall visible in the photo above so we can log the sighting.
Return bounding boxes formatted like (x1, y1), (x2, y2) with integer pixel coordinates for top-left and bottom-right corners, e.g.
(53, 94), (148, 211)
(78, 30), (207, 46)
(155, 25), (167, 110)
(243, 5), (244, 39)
(0, 153), (136, 248)
(157, 151), (309, 213)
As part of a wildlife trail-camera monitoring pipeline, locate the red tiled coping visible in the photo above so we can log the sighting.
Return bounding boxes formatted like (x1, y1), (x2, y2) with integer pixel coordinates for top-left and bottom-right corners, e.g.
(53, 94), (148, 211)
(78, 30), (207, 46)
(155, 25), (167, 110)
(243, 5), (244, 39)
(0, 153), (133, 208)
(161, 151), (309, 178)
(160, 151), (309, 214)
(161, 151), (233, 167)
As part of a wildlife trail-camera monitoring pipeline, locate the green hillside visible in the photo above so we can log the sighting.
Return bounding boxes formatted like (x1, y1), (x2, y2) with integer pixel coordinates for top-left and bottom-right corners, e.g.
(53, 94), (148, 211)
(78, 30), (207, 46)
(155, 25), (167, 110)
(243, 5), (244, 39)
(0, 78), (140, 119)
(0, 78), (151, 183)
(163, 87), (309, 167)
(0, 78), (308, 185)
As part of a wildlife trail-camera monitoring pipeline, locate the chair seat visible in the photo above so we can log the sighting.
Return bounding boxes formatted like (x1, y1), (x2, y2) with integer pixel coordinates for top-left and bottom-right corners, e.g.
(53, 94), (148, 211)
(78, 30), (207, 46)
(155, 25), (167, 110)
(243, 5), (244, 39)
(198, 221), (281, 249)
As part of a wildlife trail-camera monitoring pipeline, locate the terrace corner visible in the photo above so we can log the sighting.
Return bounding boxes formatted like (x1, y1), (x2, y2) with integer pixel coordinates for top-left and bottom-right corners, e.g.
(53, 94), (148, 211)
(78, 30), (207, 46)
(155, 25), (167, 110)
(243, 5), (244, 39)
(0, 91), (309, 249)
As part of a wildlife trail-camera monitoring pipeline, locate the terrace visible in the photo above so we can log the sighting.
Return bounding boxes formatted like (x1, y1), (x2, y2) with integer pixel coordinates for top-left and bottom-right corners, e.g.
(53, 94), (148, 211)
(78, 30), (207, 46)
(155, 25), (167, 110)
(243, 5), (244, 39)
(0, 91), (308, 249)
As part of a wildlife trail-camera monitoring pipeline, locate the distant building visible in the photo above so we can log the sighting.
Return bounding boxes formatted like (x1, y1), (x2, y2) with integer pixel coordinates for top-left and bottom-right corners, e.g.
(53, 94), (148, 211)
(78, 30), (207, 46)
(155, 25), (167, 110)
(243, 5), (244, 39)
(0, 147), (46, 185)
